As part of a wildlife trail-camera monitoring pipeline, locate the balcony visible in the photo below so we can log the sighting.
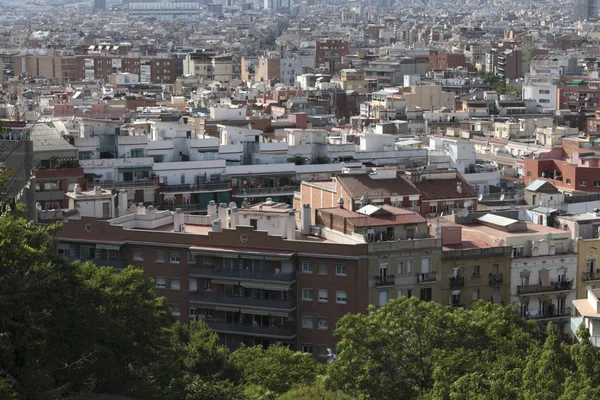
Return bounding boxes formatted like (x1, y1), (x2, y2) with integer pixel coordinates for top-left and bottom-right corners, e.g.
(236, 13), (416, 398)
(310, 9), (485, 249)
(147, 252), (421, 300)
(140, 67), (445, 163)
(418, 272), (437, 283)
(374, 275), (395, 287)
(68, 256), (129, 271)
(449, 276), (464, 288)
(204, 320), (296, 340)
(161, 182), (231, 194)
(190, 266), (296, 283)
(582, 272), (600, 281)
(190, 292), (296, 311)
(525, 307), (572, 320)
(489, 273), (504, 285)
(93, 178), (159, 189)
(517, 280), (573, 295)
(36, 190), (65, 201)
(232, 185), (300, 198)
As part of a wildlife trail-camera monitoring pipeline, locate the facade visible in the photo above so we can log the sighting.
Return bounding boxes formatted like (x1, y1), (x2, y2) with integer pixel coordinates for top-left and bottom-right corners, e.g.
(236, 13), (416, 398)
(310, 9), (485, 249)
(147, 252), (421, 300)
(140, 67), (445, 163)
(183, 50), (233, 85)
(576, 238), (600, 300)
(523, 153), (600, 194)
(557, 77), (600, 112)
(339, 69), (368, 93)
(13, 55), (78, 83)
(523, 56), (579, 112)
(315, 40), (349, 72)
(571, 288), (600, 347)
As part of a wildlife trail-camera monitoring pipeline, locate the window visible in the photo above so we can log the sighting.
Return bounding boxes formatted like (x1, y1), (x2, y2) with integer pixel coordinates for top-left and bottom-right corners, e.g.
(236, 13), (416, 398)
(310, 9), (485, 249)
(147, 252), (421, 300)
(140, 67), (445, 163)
(203, 279), (213, 291)
(301, 344), (313, 354)
(318, 289), (328, 302)
(335, 291), (347, 304)
(171, 304), (181, 317)
(407, 288), (413, 298)
(318, 317), (328, 330)
(188, 252), (197, 265)
(170, 251), (181, 264)
(527, 171), (532, 177)
(203, 255), (213, 265)
(189, 279), (198, 292)
(318, 263), (328, 275)
(406, 258), (414, 275)
(512, 247), (524, 257)
(317, 345), (329, 356)
(473, 265), (480, 276)
(155, 276), (166, 289)
(579, 180), (587, 187)
(302, 262), (313, 274)
(302, 288), (314, 301)
(539, 89), (550, 94)
(335, 264), (347, 276)
(170, 278), (180, 290)
(397, 259), (404, 275)
(250, 219), (258, 229)
(452, 290), (461, 307)
(595, 181), (600, 187)
(566, 178), (572, 185)
(472, 289), (480, 301)
(430, 204), (437, 213)
(301, 315), (313, 328)
(379, 291), (389, 307)
(133, 248), (144, 261)
(539, 99), (550, 104)
(155, 250), (165, 263)
(189, 307), (198, 318)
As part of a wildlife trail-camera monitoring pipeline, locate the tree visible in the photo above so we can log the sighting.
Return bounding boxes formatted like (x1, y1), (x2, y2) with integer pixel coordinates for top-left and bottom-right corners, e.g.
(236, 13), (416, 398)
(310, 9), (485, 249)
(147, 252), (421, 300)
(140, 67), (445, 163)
(278, 381), (354, 400)
(560, 324), (600, 400)
(229, 344), (323, 399)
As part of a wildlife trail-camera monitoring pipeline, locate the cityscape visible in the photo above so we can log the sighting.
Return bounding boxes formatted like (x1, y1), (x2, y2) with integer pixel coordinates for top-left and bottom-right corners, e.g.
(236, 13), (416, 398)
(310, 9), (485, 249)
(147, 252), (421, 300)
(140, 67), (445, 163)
(3, 0), (600, 398)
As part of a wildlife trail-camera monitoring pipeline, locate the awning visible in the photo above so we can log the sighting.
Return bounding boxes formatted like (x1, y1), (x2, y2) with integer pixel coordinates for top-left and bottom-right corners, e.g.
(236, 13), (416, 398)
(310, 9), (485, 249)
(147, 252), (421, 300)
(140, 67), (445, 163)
(215, 306), (240, 312)
(96, 243), (123, 251)
(241, 308), (269, 316)
(240, 281), (266, 290)
(492, 287), (501, 303)
(264, 283), (293, 291)
(269, 310), (290, 317)
(540, 270), (551, 287)
(118, 167), (152, 173)
(197, 148), (219, 153)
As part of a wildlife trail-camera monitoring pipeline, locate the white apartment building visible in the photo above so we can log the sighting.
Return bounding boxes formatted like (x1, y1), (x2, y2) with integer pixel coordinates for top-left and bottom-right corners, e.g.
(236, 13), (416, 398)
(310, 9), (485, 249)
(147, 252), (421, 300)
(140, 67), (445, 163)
(522, 55), (579, 112)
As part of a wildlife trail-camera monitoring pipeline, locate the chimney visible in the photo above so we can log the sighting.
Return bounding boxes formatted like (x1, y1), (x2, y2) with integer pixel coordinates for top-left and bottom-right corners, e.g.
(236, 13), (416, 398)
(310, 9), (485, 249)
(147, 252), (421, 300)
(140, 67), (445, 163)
(94, 185), (102, 195)
(230, 207), (239, 229)
(73, 183), (82, 194)
(137, 202), (145, 214)
(212, 218), (222, 233)
(286, 210), (296, 239)
(207, 200), (217, 217)
(218, 203), (228, 227)
(118, 189), (128, 216)
(173, 208), (184, 231)
(146, 205), (154, 214)
(457, 181), (463, 194)
(301, 204), (311, 235)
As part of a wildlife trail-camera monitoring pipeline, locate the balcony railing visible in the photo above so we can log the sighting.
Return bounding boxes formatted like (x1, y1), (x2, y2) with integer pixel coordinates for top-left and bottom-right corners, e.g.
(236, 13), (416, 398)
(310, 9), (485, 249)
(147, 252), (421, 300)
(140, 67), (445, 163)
(489, 273), (504, 285)
(517, 280), (573, 295)
(161, 182), (231, 193)
(418, 272), (437, 283)
(189, 292), (296, 311)
(449, 276), (465, 288)
(204, 320), (296, 339)
(93, 178), (159, 189)
(582, 272), (600, 281)
(68, 256), (129, 271)
(35, 190), (65, 201)
(232, 185), (300, 198)
(190, 266), (296, 283)
(374, 275), (395, 287)
(525, 307), (572, 319)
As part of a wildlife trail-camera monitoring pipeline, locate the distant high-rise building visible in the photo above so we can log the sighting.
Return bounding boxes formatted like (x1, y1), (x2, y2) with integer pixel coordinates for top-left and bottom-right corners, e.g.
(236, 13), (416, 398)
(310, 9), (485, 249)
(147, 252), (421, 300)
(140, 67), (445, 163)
(93, 0), (106, 10)
(573, 0), (599, 20)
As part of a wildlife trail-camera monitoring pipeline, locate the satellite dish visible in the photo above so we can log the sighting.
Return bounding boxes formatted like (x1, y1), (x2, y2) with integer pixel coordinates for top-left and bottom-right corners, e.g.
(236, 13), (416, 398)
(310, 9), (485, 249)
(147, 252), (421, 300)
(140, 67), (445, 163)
(478, 194), (483, 201)
(35, 202), (42, 211)
(228, 201), (237, 209)
(464, 200), (474, 209)
(499, 239), (505, 245)
(440, 212), (444, 217)
(340, 161), (346, 169)
(510, 204), (517, 210)
(459, 208), (469, 218)
(361, 164), (367, 170)
(435, 226), (441, 236)
(500, 194), (505, 201)
(513, 193), (520, 200)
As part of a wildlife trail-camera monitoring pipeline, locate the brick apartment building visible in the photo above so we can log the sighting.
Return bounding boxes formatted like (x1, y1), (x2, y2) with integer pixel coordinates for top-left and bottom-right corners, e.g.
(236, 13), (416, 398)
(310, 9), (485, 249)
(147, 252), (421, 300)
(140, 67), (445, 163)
(315, 39), (349, 72)
(523, 151), (600, 194)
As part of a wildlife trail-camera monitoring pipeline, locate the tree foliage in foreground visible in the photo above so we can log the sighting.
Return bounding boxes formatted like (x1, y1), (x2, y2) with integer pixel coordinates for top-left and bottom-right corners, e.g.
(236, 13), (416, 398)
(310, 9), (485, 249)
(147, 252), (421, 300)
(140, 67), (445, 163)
(3, 208), (600, 399)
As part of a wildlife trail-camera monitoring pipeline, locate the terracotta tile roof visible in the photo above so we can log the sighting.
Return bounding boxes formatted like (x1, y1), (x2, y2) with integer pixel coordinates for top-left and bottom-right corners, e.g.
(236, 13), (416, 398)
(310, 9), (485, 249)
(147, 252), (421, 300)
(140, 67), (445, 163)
(414, 173), (478, 200)
(337, 174), (420, 199)
(320, 206), (426, 227)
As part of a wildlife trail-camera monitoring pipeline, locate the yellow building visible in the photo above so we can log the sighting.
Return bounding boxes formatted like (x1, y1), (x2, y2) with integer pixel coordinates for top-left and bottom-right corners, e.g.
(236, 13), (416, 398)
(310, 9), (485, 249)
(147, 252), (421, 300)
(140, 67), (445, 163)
(339, 69), (368, 93)
(577, 238), (600, 299)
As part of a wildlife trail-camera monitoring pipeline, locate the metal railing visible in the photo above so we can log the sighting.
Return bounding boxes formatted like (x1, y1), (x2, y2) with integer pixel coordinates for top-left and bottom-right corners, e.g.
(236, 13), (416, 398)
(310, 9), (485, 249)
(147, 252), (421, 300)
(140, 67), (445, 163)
(92, 178), (159, 189)
(232, 185), (300, 197)
(190, 266), (296, 282)
(582, 272), (599, 281)
(374, 275), (395, 287)
(161, 182), (231, 193)
(489, 273), (504, 285)
(449, 276), (465, 288)
(35, 190), (65, 201)
(160, 204), (205, 212)
(204, 320), (296, 339)
(189, 292), (296, 311)
(517, 280), (573, 295)
(525, 307), (572, 319)
(418, 272), (437, 283)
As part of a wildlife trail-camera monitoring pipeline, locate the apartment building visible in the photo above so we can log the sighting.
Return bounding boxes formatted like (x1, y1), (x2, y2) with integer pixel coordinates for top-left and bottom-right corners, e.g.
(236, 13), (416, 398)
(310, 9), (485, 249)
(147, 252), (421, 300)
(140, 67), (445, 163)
(557, 77), (600, 112)
(523, 55), (579, 112)
(315, 39), (349, 72)
(13, 55), (79, 83)
(454, 211), (576, 334)
(339, 69), (369, 93)
(523, 151), (600, 194)
(54, 193), (369, 359)
(183, 50), (233, 85)
(576, 238), (600, 300)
